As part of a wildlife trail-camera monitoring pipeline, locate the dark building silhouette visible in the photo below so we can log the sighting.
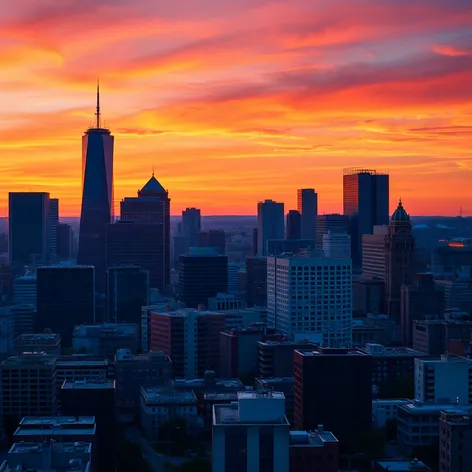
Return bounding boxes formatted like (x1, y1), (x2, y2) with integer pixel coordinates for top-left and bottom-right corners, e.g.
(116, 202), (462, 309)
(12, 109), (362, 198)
(172, 225), (190, 269)
(384, 200), (415, 321)
(57, 223), (73, 260)
(286, 210), (302, 240)
(106, 265), (149, 323)
(266, 239), (315, 256)
(257, 199), (285, 256)
(401, 273), (444, 345)
(294, 346), (371, 443)
(36, 266), (95, 347)
(252, 227), (258, 256)
(77, 86), (114, 292)
(432, 239), (472, 276)
(316, 214), (350, 250)
(439, 410), (472, 472)
(197, 229), (226, 254)
(352, 276), (384, 316)
(182, 207), (201, 247)
(245, 257), (267, 307)
(178, 249), (228, 308)
(343, 168), (389, 265)
(0, 264), (13, 303)
(297, 189), (318, 241)
(48, 198), (59, 262)
(9, 192), (50, 272)
(61, 379), (115, 472)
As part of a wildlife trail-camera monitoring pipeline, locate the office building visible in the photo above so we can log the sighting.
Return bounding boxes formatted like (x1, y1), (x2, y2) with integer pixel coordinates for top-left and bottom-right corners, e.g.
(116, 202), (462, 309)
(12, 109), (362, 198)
(252, 227), (258, 256)
(439, 409), (472, 472)
(9, 192), (50, 271)
(322, 231), (351, 259)
(352, 276), (384, 315)
(212, 391), (290, 472)
(115, 348), (172, 419)
(106, 265), (149, 323)
(77, 86), (114, 291)
(0, 264), (13, 303)
(362, 226), (388, 280)
(0, 309), (13, 359)
(414, 355), (472, 404)
(256, 377), (295, 424)
(115, 174), (171, 290)
(293, 347), (371, 443)
(6, 304), (36, 338)
(289, 429), (339, 472)
(57, 222), (73, 260)
(246, 257), (267, 307)
(172, 233), (190, 268)
(297, 189), (318, 241)
(178, 248), (228, 308)
(286, 210), (302, 240)
(150, 309), (226, 378)
(372, 399), (412, 429)
(14, 333), (61, 356)
(197, 229), (226, 254)
(36, 266), (95, 346)
(436, 277), (472, 313)
(316, 214), (349, 250)
(208, 293), (246, 311)
(343, 168), (389, 265)
(182, 207), (201, 247)
(61, 379), (115, 472)
(258, 340), (316, 378)
(401, 273), (444, 345)
(267, 254), (352, 346)
(140, 387), (199, 441)
(0, 353), (57, 425)
(48, 198), (59, 262)
(372, 458), (431, 472)
(257, 199), (284, 256)
(13, 270), (37, 306)
(72, 323), (138, 360)
(413, 320), (472, 355)
(432, 238), (472, 276)
(2, 441), (92, 472)
(14, 416), (96, 445)
(227, 262), (240, 294)
(266, 239), (315, 256)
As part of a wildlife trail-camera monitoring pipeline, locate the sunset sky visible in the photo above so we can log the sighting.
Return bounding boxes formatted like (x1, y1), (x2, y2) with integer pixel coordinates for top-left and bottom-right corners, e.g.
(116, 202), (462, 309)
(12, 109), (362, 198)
(1, 0), (472, 217)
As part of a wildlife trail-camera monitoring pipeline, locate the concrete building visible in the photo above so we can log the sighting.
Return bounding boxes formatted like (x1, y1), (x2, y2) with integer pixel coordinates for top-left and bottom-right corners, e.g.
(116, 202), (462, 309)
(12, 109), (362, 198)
(267, 254), (352, 346)
(150, 309), (226, 378)
(415, 355), (472, 404)
(297, 189), (318, 242)
(0, 353), (57, 424)
(294, 347), (372, 443)
(13, 271), (37, 306)
(212, 391), (290, 472)
(413, 320), (472, 355)
(223, 308), (267, 328)
(372, 458), (431, 472)
(208, 293), (245, 311)
(140, 387), (198, 441)
(316, 214), (349, 250)
(1, 441), (92, 472)
(72, 323), (139, 360)
(322, 231), (351, 259)
(257, 199), (285, 256)
(6, 304), (37, 338)
(258, 340), (316, 378)
(439, 409), (472, 472)
(289, 429), (339, 472)
(14, 333), (61, 356)
(372, 399), (411, 428)
(14, 416), (96, 445)
(256, 377), (295, 424)
(115, 349), (172, 420)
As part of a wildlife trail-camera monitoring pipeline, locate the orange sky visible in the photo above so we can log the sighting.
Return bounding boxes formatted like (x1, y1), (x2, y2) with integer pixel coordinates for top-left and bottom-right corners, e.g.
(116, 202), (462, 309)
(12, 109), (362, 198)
(1, 0), (472, 216)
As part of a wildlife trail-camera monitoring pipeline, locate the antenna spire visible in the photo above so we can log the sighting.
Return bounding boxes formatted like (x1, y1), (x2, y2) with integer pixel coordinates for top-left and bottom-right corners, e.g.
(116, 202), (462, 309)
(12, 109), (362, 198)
(152, 165), (155, 177)
(95, 79), (101, 128)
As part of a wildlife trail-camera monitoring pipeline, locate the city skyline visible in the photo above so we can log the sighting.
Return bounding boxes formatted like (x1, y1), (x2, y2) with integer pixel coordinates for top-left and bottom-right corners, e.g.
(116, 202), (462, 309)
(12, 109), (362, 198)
(2, 0), (472, 216)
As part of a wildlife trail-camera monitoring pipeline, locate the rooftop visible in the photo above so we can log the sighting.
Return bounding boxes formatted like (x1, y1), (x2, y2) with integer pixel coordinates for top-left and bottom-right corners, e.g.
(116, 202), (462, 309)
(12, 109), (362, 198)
(289, 430), (338, 447)
(9, 441), (92, 455)
(203, 392), (239, 401)
(399, 402), (472, 414)
(295, 347), (369, 357)
(62, 379), (115, 390)
(56, 359), (108, 368)
(416, 354), (472, 364)
(19, 416), (95, 426)
(172, 377), (244, 390)
(116, 348), (170, 363)
(73, 323), (138, 337)
(375, 458), (431, 471)
(15, 333), (61, 344)
(142, 388), (197, 405)
(2, 352), (57, 366)
(364, 343), (426, 357)
(255, 377), (294, 385)
(151, 308), (225, 318)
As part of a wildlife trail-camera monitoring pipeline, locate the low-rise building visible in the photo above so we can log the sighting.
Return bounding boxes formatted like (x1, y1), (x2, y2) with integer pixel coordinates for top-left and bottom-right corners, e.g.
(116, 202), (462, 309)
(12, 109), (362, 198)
(255, 377), (295, 424)
(14, 333), (61, 356)
(140, 387), (199, 441)
(289, 428), (339, 472)
(372, 399), (411, 428)
(372, 458), (431, 472)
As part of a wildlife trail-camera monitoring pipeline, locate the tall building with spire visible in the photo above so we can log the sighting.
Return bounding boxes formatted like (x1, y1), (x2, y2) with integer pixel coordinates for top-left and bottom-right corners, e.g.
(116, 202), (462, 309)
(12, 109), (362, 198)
(77, 83), (114, 292)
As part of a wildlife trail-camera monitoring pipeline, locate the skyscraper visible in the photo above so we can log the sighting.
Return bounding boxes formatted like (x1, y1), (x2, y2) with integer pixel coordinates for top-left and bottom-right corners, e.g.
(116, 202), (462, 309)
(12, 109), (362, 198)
(9, 192), (50, 272)
(343, 168), (389, 265)
(182, 208), (201, 247)
(48, 198), (59, 262)
(57, 223), (73, 260)
(316, 214), (349, 249)
(297, 189), (318, 241)
(77, 84), (114, 291)
(197, 229), (226, 254)
(111, 174), (171, 290)
(257, 199), (284, 256)
(286, 210), (302, 240)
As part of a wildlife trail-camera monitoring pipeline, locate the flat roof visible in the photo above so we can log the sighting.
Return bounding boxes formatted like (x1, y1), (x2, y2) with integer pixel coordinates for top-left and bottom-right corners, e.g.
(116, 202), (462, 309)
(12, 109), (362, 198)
(62, 380), (115, 390)
(9, 442), (92, 454)
(289, 430), (338, 447)
(57, 360), (108, 368)
(376, 459), (430, 471)
(295, 348), (369, 357)
(400, 402), (472, 414)
(73, 323), (138, 337)
(213, 403), (290, 426)
(19, 416), (95, 426)
(142, 388), (197, 404)
(15, 333), (60, 343)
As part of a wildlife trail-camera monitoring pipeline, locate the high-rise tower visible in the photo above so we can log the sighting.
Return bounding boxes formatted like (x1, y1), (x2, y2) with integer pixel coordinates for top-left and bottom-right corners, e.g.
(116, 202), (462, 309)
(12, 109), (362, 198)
(77, 83), (114, 292)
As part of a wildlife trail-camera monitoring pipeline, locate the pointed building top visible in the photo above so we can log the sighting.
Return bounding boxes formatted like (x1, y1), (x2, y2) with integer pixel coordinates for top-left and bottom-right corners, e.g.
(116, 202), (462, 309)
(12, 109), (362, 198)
(139, 174), (167, 196)
(391, 198), (409, 222)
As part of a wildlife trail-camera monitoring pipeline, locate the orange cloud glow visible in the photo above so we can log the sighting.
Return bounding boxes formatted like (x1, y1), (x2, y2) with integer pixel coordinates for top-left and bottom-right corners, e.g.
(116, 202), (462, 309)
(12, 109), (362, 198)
(1, 0), (472, 216)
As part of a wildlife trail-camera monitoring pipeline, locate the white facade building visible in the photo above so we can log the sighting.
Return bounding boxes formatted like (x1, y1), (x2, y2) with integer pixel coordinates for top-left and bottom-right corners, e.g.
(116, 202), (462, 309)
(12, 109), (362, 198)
(415, 355), (472, 404)
(267, 255), (352, 346)
(212, 391), (290, 472)
(322, 231), (351, 259)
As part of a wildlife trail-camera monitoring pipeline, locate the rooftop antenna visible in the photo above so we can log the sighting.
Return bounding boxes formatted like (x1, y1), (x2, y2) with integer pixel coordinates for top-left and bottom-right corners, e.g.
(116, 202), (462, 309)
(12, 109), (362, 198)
(459, 204), (463, 217)
(95, 79), (101, 129)
(152, 165), (155, 177)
